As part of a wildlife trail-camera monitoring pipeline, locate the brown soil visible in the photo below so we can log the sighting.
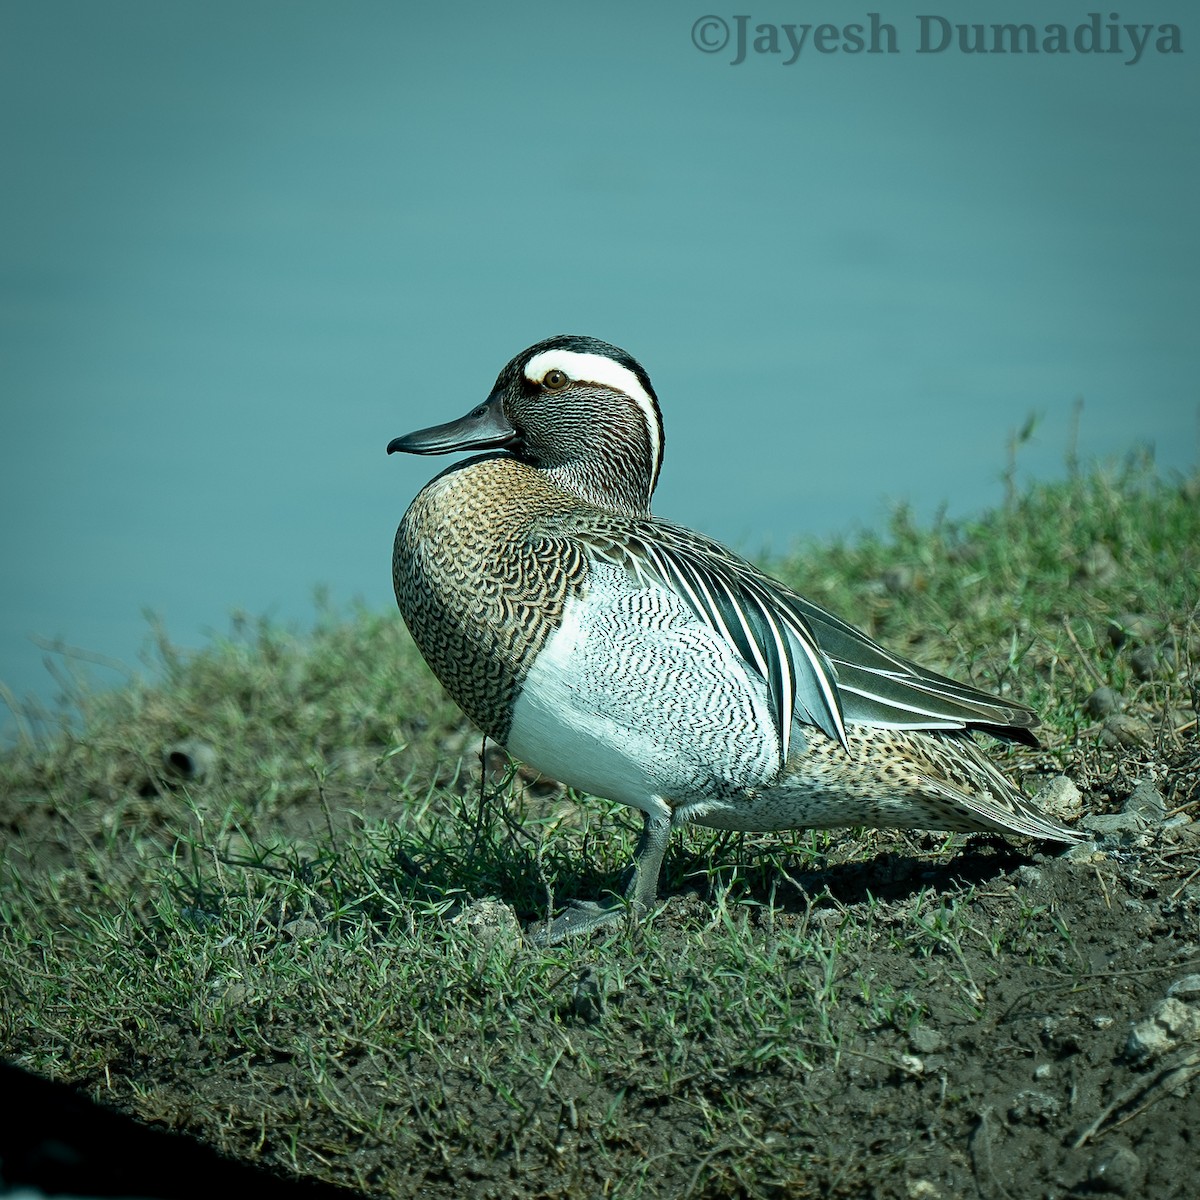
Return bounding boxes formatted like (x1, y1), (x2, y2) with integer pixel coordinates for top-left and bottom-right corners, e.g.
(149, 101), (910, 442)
(3, 729), (1198, 1200)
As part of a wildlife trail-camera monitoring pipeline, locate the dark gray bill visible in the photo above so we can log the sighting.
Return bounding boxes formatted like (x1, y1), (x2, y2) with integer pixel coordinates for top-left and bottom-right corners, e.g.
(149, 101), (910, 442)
(387, 393), (517, 456)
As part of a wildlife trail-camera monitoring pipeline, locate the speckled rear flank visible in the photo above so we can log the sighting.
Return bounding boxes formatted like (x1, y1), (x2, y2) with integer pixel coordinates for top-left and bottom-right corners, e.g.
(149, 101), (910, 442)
(686, 723), (1063, 839)
(392, 454), (589, 741)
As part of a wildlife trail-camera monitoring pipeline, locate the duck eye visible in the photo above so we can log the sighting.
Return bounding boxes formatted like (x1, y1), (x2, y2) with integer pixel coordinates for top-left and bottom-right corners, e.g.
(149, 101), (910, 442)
(542, 369), (569, 391)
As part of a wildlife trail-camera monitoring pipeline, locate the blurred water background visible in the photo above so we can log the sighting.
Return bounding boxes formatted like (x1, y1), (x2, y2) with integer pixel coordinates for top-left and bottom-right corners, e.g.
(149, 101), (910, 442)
(2, 0), (1196, 735)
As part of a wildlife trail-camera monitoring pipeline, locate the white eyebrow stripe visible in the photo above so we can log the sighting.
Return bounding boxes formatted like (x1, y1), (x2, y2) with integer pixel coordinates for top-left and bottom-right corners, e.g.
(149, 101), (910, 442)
(523, 348), (662, 485)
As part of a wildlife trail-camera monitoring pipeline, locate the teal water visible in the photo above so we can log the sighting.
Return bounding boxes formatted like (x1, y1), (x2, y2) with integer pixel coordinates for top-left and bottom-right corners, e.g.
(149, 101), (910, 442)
(2, 0), (1197, 731)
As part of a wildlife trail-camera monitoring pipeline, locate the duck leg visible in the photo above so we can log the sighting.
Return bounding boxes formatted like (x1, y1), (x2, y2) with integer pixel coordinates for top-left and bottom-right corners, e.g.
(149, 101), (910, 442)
(528, 812), (672, 945)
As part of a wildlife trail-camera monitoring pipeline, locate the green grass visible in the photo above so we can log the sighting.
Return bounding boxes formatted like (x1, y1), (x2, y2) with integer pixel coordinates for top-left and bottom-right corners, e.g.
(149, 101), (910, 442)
(2, 454), (1198, 1198)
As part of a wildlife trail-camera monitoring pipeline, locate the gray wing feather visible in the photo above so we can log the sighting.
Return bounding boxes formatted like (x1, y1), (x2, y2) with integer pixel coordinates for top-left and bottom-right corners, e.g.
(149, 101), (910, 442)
(781, 592), (1039, 739)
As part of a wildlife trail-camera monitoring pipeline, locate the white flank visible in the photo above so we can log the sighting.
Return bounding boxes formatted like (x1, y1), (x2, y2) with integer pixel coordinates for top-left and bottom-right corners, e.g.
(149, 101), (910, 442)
(506, 563), (781, 820)
(506, 598), (674, 822)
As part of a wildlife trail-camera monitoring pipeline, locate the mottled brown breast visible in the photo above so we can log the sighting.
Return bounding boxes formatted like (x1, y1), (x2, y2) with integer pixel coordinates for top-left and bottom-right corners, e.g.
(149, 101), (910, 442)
(392, 455), (588, 742)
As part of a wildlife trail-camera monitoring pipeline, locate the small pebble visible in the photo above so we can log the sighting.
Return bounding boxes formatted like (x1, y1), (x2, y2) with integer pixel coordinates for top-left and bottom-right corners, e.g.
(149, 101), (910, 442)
(1088, 1144), (1142, 1195)
(572, 966), (607, 1021)
(180, 905), (221, 929)
(1078, 544), (1119, 585)
(1126, 997), (1200, 1062)
(947, 540), (982, 566)
(1107, 612), (1158, 648)
(163, 738), (218, 781)
(452, 897), (522, 951)
(1129, 645), (1161, 680)
(909, 1026), (945, 1055)
(1082, 812), (1145, 840)
(880, 565), (919, 594)
(1085, 687), (1124, 718)
(210, 979), (249, 1010)
(1166, 975), (1200, 1002)
(1122, 779), (1166, 824)
(326, 746), (382, 777)
(1033, 775), (1084, 821)
(281, 918), (322, 942)
(906, 1181), (941, 1200)
(1100, 714), (1151, 748)
(1008, 1089), (1059, 1124)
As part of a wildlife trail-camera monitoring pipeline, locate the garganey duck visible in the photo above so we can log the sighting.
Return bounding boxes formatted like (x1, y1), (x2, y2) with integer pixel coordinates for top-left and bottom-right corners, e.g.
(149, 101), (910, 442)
(388, 335), (1081, 944)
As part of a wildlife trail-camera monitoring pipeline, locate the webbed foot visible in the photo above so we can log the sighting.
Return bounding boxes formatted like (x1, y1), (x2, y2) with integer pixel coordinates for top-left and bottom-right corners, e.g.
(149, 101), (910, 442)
(527, 897), (627, 945)
(526, 812), (671, 945)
